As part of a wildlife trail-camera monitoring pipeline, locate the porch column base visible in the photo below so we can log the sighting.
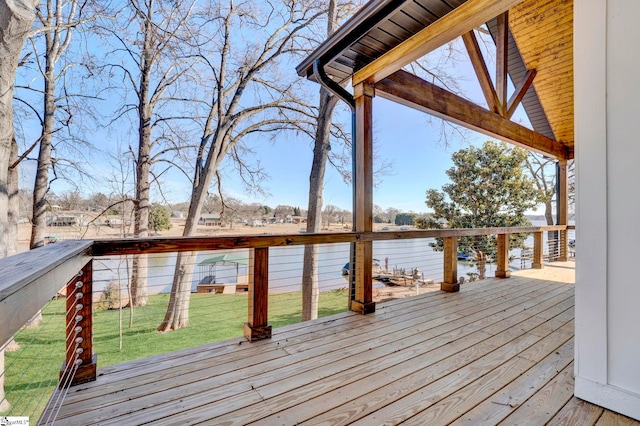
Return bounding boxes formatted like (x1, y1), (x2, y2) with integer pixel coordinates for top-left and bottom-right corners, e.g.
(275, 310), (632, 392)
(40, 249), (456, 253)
(351, 300), (376, 314)
(495, 270), (511, 278)
(440, 282), (460, 292)
(60, 354), (97, 387)
(532, 262), (543, 269)
(244, 323), (272, 341)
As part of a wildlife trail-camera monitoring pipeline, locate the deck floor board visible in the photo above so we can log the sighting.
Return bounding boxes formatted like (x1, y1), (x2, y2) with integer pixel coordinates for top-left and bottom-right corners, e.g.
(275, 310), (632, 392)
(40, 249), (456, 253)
(43, 262), (640, 425)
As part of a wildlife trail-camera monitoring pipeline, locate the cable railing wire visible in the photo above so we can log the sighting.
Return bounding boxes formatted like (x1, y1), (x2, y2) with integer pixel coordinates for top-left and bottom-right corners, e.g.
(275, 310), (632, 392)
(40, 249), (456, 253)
(2, 226), (575, 423)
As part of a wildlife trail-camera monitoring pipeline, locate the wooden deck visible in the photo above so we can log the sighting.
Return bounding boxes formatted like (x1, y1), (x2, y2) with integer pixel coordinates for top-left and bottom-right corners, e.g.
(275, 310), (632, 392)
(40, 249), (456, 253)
(44, 262), (640, 425)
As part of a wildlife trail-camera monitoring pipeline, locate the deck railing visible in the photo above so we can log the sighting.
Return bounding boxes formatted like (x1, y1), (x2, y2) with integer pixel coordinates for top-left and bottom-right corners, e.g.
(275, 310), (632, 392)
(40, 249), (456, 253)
(0, 225), (570, 418)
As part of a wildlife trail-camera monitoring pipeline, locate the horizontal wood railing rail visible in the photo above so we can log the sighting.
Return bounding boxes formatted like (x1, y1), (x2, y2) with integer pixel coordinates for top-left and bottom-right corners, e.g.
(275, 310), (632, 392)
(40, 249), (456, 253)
(0, 240), (93, 346)
(90, 225), (568, 256)
(1, 225), (570, 388)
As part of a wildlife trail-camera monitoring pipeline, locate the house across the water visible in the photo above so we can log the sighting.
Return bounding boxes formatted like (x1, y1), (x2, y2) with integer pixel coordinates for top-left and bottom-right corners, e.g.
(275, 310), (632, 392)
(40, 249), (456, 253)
(198, 213), (222, 226)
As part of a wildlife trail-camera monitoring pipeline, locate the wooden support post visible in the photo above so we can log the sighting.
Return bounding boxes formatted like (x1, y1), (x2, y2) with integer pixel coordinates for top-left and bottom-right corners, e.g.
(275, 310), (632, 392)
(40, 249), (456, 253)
(351, 82), (375, 315)
(495, 234), (511, 278)
(244, 248), (272, 341)
(532, 231), (544, 269)
(61, 260), (96, 387)
(441, 237), (459, 292)
(557, 160), (569, 261)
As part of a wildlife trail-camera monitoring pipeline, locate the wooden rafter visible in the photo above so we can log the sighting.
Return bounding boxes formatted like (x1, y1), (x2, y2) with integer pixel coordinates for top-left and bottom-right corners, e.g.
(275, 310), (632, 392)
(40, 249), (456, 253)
(462, 30), (500, 114)
(352, 0), (526, 85)
(507, 68), (537, 118)
(496, 11), (509, 116)
(375, 70), (569, 159)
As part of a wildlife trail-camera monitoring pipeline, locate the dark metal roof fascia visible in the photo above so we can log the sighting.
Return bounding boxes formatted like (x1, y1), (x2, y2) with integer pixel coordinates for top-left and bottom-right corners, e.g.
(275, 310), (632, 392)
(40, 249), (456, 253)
(296, 0), (407, 79)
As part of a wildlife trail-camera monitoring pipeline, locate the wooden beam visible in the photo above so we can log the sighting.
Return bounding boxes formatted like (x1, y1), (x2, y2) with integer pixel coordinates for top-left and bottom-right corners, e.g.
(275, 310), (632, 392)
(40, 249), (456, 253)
(507, 68), (537, 119)
(351, 82), (375, 315)
(496, 11), (509, 116)
(461, 30), (500, 114)
(353, 0), (526, 85)
(91, 225), (569, 257)
(375, 70), (569, 159)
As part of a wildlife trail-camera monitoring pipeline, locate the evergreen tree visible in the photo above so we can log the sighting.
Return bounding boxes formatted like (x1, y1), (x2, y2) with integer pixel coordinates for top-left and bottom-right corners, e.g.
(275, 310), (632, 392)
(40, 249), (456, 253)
(417, 141), (543, 262)
(149, 204), (172, 233)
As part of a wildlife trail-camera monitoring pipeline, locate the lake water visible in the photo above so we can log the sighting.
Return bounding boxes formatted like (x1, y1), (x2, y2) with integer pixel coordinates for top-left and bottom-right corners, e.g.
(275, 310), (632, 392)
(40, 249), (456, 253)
(91, 223), (574, 295)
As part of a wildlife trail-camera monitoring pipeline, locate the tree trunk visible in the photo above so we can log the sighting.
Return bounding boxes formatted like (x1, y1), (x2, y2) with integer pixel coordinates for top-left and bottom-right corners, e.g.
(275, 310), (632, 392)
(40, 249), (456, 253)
(475, 251), (487, 280)
(301, 0), (339, 322)
(131, 27), (154, 307)
(302, 91), (338, 321)
(159, 130), (229, 331)
(158, 251), (194, 331)
(1, 0), (36, 255)
(30, 55), (56, 249)
(158, 141), (222, 330)
(131, 135), (150, 306)
(158, 190), (205, 331)
(0, 137), (20, 414)
(8, 137), (18, 256)
(1, 0), (39, 412)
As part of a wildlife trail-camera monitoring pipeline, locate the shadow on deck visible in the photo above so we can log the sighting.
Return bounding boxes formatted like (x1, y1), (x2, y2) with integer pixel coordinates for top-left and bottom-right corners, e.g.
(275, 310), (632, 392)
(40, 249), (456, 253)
(43, 261), (638, 425)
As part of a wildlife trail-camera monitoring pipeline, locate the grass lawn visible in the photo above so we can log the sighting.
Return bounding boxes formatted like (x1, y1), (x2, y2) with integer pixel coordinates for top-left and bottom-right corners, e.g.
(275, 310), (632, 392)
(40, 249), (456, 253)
(3, 289), (349, 420)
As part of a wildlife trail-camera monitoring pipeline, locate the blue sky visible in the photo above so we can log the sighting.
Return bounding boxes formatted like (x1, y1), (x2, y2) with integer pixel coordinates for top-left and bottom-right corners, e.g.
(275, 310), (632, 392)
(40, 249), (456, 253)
(192, 35), (534, 214)
(198, 49), (516, 214)
(16, 54), (510, 215)
(214, 96), (489, 213)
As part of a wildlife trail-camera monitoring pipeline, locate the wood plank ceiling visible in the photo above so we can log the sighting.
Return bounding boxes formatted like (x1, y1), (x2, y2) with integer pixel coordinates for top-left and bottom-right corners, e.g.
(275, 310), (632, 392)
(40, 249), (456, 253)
(509, 0), (574, 149)
(297, 0), (574, 159)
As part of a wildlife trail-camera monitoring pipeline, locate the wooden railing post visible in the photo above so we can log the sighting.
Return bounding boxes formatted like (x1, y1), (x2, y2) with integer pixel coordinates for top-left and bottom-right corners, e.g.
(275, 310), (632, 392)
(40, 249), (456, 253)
(61, 260), (96, 386)
(532, 231), (544, 269)
(442, 237), (459, 292)
(244, 248), (272, 341)
(352, 241), (375, 314)
(495, 233), (511, 278)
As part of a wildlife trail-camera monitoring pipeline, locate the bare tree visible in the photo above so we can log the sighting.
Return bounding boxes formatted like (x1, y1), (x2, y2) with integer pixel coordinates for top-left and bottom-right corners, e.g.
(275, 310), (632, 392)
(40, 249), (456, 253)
(525, 153), (555, 225)
(12, 0), (111, 249)
(273, 204), (295, 220)
(300, 0), (367, 321)
(158, 0), (325, 331)
(0, 0), (39, 413)
(525, 153), (558, 256)
(0, 0), (38, 253)
(300, 0), (340, 322)
(102, 0), (197, 306)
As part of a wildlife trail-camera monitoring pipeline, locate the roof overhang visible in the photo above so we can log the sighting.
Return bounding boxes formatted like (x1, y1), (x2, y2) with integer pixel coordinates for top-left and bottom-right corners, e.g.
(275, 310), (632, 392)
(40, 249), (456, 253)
(297, 0), (574, 160)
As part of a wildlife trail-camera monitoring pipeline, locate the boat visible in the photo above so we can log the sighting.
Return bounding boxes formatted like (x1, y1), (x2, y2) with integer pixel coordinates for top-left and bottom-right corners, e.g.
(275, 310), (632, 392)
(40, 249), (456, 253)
(342, 259), (382, 275)
(457, 252), (471, 260)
